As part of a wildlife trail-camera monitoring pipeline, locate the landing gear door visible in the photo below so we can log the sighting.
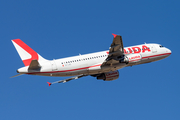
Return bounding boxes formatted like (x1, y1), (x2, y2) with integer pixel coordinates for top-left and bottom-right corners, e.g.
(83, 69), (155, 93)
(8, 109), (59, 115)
(151, 45), (157, 53)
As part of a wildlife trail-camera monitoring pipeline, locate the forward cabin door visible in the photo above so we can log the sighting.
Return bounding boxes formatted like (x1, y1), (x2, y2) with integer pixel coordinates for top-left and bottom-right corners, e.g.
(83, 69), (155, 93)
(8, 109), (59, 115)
(151, 45), (157, 53)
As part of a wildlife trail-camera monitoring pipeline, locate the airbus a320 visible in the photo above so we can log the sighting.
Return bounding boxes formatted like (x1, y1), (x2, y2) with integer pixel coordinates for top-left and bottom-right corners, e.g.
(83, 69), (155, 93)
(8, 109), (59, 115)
(11, 34), (171, 86)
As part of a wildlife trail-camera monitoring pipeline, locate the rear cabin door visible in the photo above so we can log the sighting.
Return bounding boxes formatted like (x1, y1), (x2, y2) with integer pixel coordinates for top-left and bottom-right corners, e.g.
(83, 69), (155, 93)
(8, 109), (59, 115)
(51, 60), (58, 71)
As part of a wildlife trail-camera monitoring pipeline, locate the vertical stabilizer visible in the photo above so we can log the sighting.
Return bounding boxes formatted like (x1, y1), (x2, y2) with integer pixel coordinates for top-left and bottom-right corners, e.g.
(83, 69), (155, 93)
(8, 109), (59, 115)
(12, 39), (48, 66)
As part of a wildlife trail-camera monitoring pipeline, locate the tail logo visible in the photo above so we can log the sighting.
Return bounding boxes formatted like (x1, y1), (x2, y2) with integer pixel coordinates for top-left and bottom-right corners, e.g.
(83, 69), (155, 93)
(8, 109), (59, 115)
(12, 39), (38, 66)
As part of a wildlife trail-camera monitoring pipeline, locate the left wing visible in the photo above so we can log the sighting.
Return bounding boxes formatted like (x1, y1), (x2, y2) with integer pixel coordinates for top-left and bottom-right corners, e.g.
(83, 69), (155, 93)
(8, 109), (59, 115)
(102, 33), (124, 66)
(47, 74), (86, 86)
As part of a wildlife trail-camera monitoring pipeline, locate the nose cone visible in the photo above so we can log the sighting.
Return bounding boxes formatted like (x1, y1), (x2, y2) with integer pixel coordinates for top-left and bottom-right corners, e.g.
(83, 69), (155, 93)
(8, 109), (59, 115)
(166, 48), (171, 57)
(166, 48), (172, 54)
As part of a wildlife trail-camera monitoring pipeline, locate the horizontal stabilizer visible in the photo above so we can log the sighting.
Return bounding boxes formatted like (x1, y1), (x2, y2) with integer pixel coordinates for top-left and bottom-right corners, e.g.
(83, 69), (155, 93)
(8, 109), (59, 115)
(10, 73), (23, 78)
(28, 59), (41, 70)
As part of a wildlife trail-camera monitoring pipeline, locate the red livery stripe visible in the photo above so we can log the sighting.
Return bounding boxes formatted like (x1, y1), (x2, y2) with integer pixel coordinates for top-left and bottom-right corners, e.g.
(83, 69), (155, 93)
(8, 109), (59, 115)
(142, 53), (171, 59)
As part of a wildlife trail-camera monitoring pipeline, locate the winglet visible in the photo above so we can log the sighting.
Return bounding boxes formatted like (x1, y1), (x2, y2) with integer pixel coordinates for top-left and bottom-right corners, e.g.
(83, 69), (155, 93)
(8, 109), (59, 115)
(112, 33), (117, 38)
(47, 82), (51, 86)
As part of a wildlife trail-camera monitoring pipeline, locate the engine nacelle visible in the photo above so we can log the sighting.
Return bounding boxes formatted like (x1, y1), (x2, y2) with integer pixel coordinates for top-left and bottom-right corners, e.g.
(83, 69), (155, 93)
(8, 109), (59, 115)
(97, 70), (119, 81)
(121, 54), (142, 64)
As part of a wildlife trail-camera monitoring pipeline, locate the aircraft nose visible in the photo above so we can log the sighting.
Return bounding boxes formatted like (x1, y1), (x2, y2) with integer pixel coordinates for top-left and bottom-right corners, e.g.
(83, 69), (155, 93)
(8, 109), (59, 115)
(166, 48), (171, 55)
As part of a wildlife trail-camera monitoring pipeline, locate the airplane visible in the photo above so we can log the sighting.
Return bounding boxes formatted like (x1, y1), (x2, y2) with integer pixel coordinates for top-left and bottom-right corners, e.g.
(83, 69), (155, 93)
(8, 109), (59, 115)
(11, 34), (171, 86)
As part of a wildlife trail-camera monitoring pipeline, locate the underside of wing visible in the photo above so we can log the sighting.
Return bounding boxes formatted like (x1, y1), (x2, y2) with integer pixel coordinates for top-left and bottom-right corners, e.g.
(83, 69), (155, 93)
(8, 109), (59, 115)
(47, 74), (86, 86)
(102, 33), (125, 66)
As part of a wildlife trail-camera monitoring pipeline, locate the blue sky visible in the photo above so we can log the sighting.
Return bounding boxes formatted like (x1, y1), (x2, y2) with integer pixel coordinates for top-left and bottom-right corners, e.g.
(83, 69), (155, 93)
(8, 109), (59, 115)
(1, 0), (180, 120)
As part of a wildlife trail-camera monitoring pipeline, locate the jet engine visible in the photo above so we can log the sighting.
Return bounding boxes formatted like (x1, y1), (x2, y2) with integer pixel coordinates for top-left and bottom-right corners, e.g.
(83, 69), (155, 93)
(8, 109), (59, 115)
(96, 70), (119, 81)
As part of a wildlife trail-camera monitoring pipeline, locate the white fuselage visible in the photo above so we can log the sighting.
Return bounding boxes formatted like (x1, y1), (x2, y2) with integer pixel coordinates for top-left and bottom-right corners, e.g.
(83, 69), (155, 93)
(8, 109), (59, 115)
(18, 43), (171, 76)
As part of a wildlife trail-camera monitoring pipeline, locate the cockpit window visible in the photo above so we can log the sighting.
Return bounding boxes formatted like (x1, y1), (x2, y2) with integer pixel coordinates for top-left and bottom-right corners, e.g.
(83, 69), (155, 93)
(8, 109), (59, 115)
(159, 45), (164, 48)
